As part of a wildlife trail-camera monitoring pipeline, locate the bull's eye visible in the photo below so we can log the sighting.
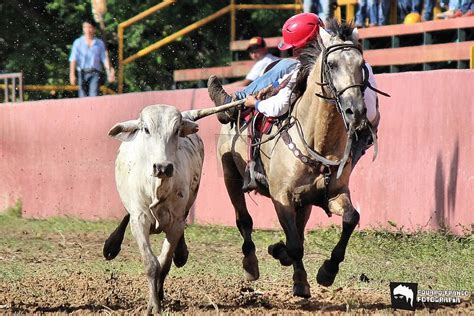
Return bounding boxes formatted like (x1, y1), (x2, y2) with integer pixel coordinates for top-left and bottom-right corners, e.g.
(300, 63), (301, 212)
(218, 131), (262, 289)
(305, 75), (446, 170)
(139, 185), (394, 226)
(144, 127), (150, 135)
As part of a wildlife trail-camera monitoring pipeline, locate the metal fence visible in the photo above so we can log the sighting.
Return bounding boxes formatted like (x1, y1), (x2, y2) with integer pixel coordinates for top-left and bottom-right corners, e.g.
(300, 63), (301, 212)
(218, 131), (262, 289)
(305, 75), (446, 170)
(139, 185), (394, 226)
(0, 73), (23, 103)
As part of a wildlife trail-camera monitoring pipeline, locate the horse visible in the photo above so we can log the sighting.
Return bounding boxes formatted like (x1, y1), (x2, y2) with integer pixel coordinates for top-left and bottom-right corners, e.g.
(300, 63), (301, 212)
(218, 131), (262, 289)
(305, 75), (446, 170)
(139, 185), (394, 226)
(217, 19), (377, 298)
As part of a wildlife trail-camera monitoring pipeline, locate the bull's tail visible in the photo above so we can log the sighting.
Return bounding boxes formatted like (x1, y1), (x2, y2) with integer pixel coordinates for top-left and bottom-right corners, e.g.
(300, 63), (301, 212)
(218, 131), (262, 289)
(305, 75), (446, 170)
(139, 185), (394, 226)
(103, 214), (130, 260)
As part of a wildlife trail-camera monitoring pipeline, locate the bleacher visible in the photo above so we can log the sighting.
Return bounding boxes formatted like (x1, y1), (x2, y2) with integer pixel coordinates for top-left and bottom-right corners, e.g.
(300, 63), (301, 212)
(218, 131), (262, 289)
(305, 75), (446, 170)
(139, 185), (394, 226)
(173, 16), (474, 85)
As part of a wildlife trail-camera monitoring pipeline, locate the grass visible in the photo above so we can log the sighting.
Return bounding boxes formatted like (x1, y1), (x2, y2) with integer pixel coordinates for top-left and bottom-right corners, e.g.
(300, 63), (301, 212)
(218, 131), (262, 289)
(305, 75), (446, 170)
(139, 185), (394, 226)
(0, 205), (472, 293)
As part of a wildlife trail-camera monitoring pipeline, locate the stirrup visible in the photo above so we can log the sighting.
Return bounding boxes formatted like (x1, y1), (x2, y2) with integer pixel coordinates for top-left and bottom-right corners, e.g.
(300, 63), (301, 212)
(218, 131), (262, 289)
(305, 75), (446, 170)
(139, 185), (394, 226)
(242, 161), (258, 192)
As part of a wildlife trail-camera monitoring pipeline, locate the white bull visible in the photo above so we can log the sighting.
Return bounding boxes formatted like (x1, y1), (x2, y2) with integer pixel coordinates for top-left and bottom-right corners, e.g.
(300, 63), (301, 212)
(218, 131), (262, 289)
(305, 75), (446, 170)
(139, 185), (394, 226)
(103, 102), (241, 313)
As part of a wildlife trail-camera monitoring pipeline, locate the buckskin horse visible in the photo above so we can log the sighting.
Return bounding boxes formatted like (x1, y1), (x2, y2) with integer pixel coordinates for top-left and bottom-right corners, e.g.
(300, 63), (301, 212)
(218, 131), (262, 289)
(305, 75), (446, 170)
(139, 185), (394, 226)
(217, 19), (382, 298)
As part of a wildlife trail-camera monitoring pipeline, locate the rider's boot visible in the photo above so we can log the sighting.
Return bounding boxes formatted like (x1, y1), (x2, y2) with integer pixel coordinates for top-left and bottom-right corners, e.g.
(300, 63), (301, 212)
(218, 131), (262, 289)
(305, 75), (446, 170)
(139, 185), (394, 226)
(207, 75), (234, 124)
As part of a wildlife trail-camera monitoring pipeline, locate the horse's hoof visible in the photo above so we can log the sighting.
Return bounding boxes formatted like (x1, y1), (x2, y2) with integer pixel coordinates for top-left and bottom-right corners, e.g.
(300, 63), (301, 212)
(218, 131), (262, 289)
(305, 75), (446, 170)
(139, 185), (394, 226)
(243, 254), (260, 281)
(293, 282), (311, 298)
(268, 241), (285, 258)
(316, 260), (338, 287)
(173, 248), (189, 268)
(268, 241), (293, 266)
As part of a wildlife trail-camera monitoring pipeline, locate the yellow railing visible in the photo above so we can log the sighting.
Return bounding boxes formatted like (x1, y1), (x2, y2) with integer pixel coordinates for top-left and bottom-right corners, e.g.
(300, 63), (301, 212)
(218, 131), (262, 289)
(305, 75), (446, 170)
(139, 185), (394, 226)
(471, 46), (474, 69)
(117, 1), (302, 93)
(0, 84), (116, 97)
(118, 0), (177, 93)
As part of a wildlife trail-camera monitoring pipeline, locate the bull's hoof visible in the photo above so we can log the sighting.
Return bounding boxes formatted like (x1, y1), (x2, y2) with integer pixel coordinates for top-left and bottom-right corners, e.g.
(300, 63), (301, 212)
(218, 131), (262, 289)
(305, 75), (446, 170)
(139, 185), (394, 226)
(147, 301), (161, 314)
(242, 253), (260, 281)
(293, 282), (311, 298)
(316, 260), (338, 287)
(268, 241), (293, 266)
(173, 248), (189, 268)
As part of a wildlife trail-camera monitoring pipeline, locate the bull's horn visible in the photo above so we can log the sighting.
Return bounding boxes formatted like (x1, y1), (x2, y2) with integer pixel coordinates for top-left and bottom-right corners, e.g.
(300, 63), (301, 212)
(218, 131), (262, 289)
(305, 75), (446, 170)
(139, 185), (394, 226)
(182, 99), (246, 121)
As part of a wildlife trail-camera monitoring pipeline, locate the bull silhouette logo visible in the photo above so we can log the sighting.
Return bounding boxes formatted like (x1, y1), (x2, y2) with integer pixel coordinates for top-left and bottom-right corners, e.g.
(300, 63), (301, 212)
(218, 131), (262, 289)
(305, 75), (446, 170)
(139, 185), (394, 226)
(390, 282), (418, 310)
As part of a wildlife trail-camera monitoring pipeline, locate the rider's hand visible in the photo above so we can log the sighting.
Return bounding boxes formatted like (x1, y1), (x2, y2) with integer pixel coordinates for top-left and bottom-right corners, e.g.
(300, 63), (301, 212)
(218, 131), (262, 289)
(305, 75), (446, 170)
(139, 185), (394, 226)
(256, 84), (273, 100)
(244, 95), (257, 108)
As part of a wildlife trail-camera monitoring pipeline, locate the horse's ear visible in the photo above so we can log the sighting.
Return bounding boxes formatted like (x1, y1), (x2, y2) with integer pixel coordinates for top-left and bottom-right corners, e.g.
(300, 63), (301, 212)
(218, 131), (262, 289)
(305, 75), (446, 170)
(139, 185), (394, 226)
(319, 27), (332, 46)
(351, 27), (360, 44)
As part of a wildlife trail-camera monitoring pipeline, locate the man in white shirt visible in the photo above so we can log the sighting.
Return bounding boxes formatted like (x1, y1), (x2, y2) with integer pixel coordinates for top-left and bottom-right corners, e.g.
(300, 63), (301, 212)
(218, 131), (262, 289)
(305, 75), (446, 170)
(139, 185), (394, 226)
(229, 37), (278, 87)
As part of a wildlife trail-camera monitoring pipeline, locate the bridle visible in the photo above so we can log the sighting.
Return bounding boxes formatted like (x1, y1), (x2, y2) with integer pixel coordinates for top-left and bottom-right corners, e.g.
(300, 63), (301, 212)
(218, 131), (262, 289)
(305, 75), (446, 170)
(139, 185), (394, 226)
(315, 39), (390, 129)
(283, 38), (390, 179)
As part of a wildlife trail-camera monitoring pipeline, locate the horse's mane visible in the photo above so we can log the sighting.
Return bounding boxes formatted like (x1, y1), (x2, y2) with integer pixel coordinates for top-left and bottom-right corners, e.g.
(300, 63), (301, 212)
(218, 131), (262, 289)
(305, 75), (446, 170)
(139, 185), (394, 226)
(291, 19), (357, 105)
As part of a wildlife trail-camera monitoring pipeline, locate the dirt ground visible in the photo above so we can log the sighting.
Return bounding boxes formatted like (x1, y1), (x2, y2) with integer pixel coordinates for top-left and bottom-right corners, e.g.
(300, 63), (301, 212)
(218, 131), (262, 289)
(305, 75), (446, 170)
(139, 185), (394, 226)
(0, 223), (472, 314)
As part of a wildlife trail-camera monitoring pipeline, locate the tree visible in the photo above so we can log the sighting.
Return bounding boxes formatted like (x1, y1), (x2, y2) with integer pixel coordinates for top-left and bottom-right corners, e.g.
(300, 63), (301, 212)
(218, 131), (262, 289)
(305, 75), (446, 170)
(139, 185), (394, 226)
(0, 0), (294, 99)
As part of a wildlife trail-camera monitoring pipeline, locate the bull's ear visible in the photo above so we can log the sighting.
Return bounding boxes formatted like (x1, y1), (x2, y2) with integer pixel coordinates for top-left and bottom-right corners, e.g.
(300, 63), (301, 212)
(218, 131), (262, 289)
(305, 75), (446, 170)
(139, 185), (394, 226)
(108, 119), (140, 142)
(179, 119), (199, 137)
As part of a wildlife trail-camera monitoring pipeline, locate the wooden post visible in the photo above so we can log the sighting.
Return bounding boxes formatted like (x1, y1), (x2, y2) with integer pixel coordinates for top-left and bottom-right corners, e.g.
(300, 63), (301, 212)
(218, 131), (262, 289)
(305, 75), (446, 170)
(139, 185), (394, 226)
(118, 26), (124, 94)
(470, 46), (474, 69)
(230, 0), (236, 42)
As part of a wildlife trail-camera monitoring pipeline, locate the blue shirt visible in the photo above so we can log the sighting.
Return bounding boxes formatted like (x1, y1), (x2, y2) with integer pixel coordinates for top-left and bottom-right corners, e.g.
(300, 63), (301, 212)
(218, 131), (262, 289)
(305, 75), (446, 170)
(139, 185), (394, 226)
(69, 36), (107, 71)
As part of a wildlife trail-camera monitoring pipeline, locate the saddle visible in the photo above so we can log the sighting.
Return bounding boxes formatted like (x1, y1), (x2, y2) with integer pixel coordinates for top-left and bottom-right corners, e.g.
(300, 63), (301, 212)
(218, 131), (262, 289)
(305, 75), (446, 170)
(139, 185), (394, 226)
(241, 108), (278, 135)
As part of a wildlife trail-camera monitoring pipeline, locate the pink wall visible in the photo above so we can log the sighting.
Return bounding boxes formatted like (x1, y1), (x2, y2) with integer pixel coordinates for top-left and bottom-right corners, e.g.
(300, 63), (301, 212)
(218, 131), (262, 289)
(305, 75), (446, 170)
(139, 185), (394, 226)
(0, 70), (472, 234)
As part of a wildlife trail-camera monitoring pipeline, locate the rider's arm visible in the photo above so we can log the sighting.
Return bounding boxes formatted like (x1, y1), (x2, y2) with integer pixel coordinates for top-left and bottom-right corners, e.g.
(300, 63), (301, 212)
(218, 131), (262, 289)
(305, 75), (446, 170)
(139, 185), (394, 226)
(254, 67), (299, 117)
(255, 85), (292, 117)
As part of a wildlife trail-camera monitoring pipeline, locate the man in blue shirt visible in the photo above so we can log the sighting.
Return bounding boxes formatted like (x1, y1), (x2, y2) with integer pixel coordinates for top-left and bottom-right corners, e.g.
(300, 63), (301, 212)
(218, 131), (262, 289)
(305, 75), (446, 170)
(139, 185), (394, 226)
(69, 18), (115, 97)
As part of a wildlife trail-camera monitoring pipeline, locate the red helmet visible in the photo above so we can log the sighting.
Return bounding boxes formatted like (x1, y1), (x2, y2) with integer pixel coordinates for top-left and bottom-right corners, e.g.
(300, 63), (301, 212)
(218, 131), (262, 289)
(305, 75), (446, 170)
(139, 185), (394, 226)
(278, 13), (322, 51)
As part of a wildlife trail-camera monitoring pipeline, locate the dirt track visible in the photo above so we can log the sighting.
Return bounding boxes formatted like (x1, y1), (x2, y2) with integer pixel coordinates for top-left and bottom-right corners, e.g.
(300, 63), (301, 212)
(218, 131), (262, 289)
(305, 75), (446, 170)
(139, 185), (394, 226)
(0, 223), (472, 314)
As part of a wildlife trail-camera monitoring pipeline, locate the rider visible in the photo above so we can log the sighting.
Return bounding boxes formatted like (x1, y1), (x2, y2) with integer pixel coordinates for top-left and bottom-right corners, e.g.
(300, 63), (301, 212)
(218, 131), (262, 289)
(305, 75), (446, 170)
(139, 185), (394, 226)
(209, 12), (321, 124)
(208, 13), (380, 191)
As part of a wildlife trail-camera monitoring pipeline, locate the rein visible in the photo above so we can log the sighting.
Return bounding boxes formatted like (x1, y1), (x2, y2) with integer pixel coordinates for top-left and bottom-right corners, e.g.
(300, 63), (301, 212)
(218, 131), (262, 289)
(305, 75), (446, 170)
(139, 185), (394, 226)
(284, 40), (390, 179)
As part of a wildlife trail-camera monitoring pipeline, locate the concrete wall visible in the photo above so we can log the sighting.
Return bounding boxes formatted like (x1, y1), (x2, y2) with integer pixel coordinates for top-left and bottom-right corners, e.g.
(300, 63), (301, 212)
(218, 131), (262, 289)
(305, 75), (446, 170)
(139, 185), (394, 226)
(0, 70), (472, 234)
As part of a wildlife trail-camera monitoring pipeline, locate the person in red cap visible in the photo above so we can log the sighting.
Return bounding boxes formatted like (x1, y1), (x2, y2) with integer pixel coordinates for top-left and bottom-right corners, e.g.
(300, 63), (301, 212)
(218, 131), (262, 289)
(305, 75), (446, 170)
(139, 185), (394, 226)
(208, 12), (323, 123)
(209, 12), (378, 125)
(229, 37), (278, 87)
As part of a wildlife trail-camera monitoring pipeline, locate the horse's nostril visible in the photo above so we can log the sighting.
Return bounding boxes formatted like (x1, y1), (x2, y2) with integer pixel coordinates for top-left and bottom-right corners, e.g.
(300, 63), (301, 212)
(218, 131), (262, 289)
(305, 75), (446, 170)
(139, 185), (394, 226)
(164, 164), (174, 177)
(345, 108), (354, 116)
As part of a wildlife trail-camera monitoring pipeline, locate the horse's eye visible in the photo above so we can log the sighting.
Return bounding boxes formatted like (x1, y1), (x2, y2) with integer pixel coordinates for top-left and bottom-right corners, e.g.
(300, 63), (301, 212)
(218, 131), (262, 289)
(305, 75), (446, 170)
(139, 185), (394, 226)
(328, 61), (337, 70)
(144, 127), (150, 135)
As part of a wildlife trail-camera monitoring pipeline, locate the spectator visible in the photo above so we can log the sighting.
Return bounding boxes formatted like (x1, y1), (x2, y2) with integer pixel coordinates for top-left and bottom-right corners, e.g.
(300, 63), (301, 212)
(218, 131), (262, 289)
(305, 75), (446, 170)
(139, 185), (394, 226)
(356, 0), (391, 27)
(355, 0), (369, 27)
(436, 0), (461, 18)
(372, 0), (391, 26)
(435, 0), (474, 18)
(459, 0), (474, 16)
(422, 0), (437, 20)
(304, 0), (332, 22)
(229, 37), (278, 87)
(398, 0), (422, 21)
(69, 18), (115, 97)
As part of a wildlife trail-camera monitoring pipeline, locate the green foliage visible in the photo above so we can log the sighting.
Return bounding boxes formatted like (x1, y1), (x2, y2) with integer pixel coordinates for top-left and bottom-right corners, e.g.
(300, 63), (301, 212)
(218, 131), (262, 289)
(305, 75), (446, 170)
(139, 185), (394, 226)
(0, 0), (294, 99)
